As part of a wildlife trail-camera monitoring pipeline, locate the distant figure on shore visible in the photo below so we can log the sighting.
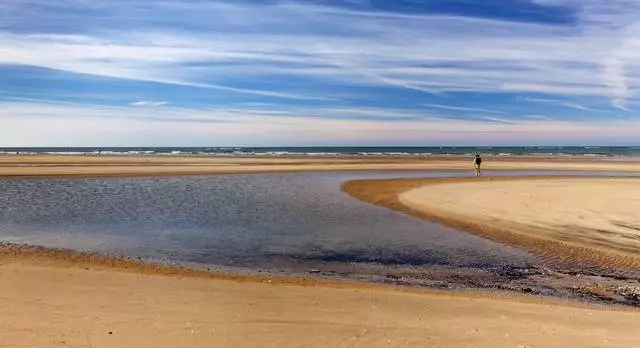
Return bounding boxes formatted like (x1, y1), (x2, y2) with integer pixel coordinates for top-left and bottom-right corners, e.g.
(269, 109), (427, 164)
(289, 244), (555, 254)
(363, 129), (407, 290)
(474, 154), (482, 176)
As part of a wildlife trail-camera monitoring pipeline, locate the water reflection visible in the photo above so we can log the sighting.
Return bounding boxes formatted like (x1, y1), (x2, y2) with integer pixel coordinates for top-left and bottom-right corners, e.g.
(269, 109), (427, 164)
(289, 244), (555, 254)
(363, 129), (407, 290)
(0, 170), (635, 273)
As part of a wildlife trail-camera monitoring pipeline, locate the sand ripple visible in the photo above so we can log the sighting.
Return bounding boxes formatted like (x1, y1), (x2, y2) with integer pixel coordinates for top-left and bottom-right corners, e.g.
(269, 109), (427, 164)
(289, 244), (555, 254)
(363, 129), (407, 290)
(343, 177), (640, 272)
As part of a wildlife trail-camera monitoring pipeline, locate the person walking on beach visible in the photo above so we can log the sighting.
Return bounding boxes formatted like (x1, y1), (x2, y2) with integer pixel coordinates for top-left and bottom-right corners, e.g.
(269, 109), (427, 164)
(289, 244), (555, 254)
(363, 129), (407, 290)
(473, 154), (482, 176)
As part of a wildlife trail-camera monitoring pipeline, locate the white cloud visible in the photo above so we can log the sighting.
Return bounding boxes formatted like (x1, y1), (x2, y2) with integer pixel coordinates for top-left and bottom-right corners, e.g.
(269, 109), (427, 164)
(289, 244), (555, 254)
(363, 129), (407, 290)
(3, 0), (640, 107)
(3, 0), (640, 149)
(0, 101), (639, 146)
(520, 97), (562, 103)
(524, 115), (551, 120)
(604, 56), (630, 110)
(562, 103), (601, 112)
(130, 101), (168, 107)
(482, 117), (514, 124)
(520, 97), (604, 112)
(422, 104), (505, 114)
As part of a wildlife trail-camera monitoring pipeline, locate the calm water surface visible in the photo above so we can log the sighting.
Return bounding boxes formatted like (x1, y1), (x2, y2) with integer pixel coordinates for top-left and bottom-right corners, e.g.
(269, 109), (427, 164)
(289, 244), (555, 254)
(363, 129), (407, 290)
(0, 170), (635, 275)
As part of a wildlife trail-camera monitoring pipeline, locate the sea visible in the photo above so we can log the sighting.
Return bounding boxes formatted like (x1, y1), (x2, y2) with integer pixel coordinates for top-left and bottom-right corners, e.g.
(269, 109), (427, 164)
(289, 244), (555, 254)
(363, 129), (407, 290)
(0, 146), (639, 157)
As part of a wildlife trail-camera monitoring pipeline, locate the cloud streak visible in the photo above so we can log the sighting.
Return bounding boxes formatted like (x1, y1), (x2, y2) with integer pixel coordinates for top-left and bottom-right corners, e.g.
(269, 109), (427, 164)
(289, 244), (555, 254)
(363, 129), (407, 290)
(1, 1), (635, 100)
(131, 101), (168, 107)
(2, 0), (640, 145)
(422, 104), (505, 114)
(2, 100), (639, 146)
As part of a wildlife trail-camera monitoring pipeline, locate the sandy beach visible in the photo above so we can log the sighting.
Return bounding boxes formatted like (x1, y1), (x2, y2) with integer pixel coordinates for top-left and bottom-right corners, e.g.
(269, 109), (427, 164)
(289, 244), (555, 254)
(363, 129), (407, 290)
(1, 246), (639, 348)
(401, 178), (640, 257)
(343, 176), (640, 270)
(1, 154), (640, 176)
(2, 156), (640, 347)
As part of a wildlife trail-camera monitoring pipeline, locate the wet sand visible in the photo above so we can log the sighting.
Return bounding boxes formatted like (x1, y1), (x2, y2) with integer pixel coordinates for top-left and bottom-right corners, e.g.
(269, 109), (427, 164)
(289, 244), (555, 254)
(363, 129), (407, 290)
(1, 154), (640, 176)
(1, 245), (639, 348)
(3, 157), (640, 346)
(343, 177), (640, 271)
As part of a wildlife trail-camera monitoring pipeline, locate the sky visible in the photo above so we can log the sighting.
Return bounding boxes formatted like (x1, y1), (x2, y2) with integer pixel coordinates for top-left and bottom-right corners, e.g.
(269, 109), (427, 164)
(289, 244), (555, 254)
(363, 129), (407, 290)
(2, 0), (640, 146)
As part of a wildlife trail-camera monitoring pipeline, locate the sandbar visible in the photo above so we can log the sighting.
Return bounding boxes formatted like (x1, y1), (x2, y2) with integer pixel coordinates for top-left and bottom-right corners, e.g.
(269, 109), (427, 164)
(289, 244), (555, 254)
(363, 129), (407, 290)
(343, 177), (640, 270)
(1, 154), (640, 177)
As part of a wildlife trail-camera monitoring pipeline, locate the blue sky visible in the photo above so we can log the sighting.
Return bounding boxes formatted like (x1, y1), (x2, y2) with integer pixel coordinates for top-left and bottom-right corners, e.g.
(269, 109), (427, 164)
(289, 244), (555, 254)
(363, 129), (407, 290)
(1, 0), (640, 146)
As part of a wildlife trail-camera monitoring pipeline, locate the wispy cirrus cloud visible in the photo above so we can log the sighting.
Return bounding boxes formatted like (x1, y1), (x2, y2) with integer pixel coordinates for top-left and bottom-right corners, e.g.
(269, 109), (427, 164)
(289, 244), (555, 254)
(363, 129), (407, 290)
(1, 0), (640, 145)
(0, 0), (632, 99)
(2, 100), (638, 146)
(562, 103), (602, 112)
(130, 101), (168, 107)
(520, 96), (609, 112)
(524, 115), (551, 120)
(422, 104), (505, 114)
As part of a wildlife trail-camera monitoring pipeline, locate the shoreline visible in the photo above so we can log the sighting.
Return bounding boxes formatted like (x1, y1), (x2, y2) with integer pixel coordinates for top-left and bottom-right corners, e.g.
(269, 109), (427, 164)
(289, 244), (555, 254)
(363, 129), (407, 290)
(1, 154), (640, 177)
(0, 242), (602, 308)
(2, 163), (640, 345)
(342, 176), (640, 272)
(5, 241), (640, 310)
(2, 242), (640, 347)
(4, 240), (640, 307)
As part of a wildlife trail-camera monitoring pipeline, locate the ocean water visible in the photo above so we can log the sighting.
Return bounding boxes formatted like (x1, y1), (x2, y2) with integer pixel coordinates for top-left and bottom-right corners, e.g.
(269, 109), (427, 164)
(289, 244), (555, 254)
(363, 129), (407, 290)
(0, 146), (639, 157)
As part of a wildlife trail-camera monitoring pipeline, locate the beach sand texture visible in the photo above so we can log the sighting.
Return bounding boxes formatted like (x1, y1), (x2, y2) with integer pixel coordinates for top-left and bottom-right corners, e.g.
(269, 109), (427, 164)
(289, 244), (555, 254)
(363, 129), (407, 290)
(344, 177), (640, 270)
(1, 255), (639, 348)
(1, 154), (640, 176)
(2, 158), (640, 347)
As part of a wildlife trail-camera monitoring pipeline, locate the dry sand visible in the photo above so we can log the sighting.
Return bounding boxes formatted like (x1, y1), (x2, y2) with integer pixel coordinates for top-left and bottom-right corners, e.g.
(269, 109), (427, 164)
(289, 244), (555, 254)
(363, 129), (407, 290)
(1, 249), (639, 348)
(343, 177), (640, 270)
(3, 159), (640, 347)
(1, 154), (640, 176)
(402, 178), (640, 254)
